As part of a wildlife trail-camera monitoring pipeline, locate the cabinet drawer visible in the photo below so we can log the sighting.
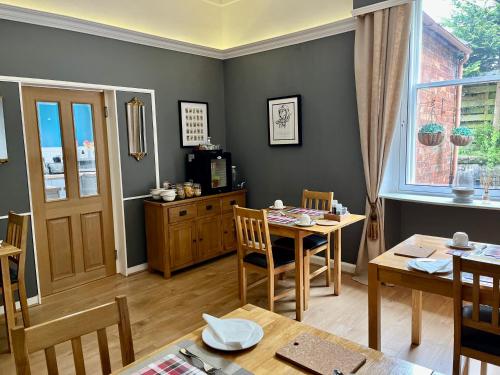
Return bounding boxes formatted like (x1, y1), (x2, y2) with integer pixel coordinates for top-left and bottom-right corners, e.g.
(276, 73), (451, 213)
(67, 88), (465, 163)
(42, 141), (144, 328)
(168, 205), (196, 223)
(197, 199), (221, 217)
(222, 194), (245, 212)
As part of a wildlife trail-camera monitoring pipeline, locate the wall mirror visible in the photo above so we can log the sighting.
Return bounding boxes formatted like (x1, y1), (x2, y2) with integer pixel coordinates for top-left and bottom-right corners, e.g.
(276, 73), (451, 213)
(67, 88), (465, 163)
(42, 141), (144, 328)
(0, 97), (7, 163)
(126, 97), (147, 161)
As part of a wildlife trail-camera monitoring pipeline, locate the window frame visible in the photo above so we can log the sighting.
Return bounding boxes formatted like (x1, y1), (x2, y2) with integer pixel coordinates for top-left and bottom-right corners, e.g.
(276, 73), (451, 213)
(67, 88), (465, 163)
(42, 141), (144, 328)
(396, 0), (500, 199)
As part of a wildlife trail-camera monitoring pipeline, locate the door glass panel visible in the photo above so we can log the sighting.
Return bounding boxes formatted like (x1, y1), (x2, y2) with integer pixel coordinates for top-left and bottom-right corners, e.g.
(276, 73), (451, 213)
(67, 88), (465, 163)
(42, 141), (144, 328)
(210, 158), (227, 188)
(73, 103), (98, 197)
(36, 102), (67, 201)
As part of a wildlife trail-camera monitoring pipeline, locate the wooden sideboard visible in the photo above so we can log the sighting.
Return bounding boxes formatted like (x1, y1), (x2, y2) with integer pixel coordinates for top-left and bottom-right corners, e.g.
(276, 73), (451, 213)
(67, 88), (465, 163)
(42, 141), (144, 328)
(144, 190), (246, 278)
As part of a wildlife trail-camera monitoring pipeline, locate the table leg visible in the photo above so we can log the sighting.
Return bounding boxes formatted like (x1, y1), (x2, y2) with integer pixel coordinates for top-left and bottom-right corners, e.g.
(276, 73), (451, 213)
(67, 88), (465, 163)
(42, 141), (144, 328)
(1, 257), (15, 352)
(333, 229), (342, 296)
(294, 232), (304, 321)
(411, 290), (422, 346)
(368, 262), (381, 350)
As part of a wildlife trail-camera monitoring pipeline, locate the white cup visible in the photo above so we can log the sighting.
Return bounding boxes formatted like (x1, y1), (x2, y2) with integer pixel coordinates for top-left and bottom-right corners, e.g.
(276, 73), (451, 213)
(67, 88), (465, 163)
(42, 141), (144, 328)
(274, 199), (284, 209)
(453, 232), (469, 247)
(298, 214), (311, 225)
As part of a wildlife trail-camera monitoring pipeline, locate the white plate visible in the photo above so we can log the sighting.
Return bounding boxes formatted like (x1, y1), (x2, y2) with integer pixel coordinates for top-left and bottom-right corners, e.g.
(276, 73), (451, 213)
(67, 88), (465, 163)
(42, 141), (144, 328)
(202, 319), (264, 351)
(294, 220), (316, 227)
(408, 258), (452, 274)
(269, 205), (285, 210)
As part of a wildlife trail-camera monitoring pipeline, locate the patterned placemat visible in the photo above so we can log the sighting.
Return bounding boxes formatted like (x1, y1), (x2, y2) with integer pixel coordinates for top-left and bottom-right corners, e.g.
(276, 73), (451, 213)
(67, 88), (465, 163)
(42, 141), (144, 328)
(284, 207), (327, 216)
(121, 340), (253, 375)
(267, 213), (296, 225)
(135, 353), (205, 374)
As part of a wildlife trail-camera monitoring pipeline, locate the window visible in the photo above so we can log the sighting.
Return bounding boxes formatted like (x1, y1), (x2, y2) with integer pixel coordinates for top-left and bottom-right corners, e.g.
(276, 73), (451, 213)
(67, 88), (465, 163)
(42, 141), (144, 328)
(399, 0), (500, 197)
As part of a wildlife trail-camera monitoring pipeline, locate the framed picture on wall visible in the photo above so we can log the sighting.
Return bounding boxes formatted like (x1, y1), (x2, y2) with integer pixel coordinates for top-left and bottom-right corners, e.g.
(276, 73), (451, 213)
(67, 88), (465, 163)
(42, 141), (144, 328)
(178, 100), (209, 147)
(267, 95), (301, 146)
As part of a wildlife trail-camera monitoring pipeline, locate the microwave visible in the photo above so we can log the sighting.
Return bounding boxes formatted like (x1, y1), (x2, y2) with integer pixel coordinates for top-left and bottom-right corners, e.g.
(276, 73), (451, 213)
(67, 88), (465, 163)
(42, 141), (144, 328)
(186, 150), (232, 195)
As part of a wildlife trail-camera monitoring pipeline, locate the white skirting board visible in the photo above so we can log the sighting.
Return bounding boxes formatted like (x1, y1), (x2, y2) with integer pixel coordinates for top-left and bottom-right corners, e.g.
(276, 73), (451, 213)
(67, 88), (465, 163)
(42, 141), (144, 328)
(126, 263), (149, 275)
(0, 295), (39, 316)
(310, 255), (356, 274)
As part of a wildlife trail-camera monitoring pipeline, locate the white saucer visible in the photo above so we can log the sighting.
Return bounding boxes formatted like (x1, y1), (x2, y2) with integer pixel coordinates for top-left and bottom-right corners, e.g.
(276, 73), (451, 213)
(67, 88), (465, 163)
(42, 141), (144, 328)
(446, 240), (476, 250)
(294, 220), (316, 227)
(202, 319), (264, 351)
(269, 205), (286, 210)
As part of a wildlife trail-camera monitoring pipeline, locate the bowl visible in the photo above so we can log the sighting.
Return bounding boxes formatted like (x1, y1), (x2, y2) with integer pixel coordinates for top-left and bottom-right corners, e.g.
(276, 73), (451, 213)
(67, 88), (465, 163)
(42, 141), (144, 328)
(150, 188), (165, 200)
(162, 194), (176, 202)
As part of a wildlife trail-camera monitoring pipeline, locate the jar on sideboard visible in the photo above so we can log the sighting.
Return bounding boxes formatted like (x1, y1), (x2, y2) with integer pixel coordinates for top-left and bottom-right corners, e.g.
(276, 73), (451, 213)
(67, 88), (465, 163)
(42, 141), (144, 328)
(184, 182), (194, 198)
(176, 183), (185, 199)
(193, 183), (202, 197)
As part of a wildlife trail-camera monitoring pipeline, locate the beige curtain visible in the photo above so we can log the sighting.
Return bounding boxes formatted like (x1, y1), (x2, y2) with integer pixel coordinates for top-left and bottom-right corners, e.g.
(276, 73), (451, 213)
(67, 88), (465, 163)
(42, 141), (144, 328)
(354, 3), (413, 277)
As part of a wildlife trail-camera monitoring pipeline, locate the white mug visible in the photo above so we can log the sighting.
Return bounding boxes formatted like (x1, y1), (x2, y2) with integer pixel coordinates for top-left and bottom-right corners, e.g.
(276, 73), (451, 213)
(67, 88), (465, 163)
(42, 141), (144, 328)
(453, 232), (469, 247)
(274, 199), (284, 209)
(298, 214), (311, 225)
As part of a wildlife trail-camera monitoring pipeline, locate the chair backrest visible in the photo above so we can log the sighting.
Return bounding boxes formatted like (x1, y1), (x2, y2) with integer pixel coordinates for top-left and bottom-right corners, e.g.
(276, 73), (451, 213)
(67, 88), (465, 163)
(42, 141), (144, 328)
(233, 206), (274, 268)
(12, 295), (135, 375)
(453, 255), (500, 347)
(6, 212), (29, 281)
(302, 190), (333, 211)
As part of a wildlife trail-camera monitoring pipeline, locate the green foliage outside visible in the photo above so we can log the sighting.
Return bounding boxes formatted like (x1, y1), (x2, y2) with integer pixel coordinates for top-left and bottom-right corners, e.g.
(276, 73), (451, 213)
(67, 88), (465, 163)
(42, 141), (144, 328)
(442, 0), (500, 78)
(460, 123), (500, 168)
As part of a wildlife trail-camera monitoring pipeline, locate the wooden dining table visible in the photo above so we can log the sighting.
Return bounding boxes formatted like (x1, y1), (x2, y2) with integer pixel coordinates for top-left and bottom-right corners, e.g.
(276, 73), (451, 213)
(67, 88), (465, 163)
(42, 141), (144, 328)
(0, 242), (22, 352)
(263, 208), (365, 321)
(115, 304), (438, 374)
(368, 234), (497, 351)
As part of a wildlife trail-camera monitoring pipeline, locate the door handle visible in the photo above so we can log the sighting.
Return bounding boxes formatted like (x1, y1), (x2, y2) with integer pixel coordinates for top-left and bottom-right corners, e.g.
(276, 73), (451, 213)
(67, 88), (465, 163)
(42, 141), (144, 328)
(179, 210), (187, 216)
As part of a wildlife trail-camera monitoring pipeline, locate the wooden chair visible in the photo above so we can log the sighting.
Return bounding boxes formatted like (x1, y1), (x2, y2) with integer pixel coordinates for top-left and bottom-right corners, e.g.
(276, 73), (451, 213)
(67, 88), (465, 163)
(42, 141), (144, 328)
(1, 212), (30, 334)
(234, 206), (296, 312)
(274, 190), (333, 309)
(452, 254), (500, 375)
(12, 295), (135, 375)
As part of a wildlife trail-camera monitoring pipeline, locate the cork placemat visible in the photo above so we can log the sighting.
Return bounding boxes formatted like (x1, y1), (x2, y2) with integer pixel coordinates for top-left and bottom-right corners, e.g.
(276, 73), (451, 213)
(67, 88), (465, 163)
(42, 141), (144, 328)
(394, 245), (436, 259)
(275, 333), (366, 374)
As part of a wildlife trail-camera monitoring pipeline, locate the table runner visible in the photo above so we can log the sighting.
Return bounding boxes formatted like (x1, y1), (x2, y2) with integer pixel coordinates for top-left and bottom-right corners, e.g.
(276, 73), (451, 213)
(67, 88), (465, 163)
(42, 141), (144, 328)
(266, 213), (296, 225)
(120, 340), (253, 375)
(284, 207), (327, 216)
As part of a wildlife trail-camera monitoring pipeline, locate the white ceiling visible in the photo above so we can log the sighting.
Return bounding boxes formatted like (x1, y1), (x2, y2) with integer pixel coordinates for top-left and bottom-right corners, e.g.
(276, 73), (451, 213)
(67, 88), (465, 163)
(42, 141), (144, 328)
(0, 0), (353, 49)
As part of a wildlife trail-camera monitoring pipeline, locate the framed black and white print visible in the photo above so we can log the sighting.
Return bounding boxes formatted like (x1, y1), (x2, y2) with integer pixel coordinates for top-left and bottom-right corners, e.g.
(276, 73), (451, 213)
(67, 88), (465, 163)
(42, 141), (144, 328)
(178, 100), (209, 147)
(267, 95), (301, 146)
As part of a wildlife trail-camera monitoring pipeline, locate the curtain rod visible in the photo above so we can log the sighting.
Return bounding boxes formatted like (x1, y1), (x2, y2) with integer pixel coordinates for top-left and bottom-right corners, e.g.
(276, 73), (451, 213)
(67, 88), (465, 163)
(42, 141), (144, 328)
(352, 0), (413, 17)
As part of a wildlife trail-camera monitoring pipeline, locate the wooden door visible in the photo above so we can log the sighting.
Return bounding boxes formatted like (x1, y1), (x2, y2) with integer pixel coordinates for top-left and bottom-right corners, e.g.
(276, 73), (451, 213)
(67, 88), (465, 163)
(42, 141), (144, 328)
(222, 213), (236, 252)
(196, 216), (222, 261)
(23, 87), (115, 296)
(169, 221), (196, 269)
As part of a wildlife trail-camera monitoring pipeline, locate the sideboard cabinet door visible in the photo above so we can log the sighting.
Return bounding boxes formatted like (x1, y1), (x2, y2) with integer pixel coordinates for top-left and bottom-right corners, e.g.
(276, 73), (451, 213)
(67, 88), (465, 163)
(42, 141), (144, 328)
(196, 216), (222, 261)
(169, 221), (196, 270)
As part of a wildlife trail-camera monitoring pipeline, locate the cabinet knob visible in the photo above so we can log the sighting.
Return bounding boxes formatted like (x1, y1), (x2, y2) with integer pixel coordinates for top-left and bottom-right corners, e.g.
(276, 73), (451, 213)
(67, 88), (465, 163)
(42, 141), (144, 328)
(199, 238), (203, 242)
(206, 204), (213, 210)
(179, 210), (187, 216)
(224, 231), (228, 234)
(230, 200), (237, 205)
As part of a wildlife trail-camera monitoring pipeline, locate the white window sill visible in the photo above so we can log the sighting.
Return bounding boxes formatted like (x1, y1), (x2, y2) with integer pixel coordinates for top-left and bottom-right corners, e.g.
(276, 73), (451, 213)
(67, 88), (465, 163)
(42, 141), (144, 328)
(380, 192), (500, 211)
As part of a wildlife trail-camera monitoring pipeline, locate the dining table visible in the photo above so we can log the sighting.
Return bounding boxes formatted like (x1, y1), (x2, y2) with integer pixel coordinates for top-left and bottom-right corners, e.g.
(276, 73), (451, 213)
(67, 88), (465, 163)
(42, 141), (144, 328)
(115, 304), (439, 374)
(263, 207), (365, 321)
(368, 234), (497, 351)
(0, 241), (22, 352)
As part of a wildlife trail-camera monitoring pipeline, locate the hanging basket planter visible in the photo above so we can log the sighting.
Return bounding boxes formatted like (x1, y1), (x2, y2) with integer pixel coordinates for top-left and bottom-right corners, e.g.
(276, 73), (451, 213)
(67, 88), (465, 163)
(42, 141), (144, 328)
(450, 127), (473, 146)
(418, 123), (445, 146)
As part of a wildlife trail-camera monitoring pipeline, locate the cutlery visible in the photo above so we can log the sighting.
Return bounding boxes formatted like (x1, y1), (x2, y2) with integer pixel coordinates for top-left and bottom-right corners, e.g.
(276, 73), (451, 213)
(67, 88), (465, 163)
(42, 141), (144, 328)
(179, 347), (221, 374)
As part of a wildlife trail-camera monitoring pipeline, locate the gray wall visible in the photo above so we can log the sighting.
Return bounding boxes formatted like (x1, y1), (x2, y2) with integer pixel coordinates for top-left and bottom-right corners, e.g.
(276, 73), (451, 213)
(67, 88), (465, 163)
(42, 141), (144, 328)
(224, 33), (366, 264)
(0, 18), (226, 297)
(353, 0), (382, 8)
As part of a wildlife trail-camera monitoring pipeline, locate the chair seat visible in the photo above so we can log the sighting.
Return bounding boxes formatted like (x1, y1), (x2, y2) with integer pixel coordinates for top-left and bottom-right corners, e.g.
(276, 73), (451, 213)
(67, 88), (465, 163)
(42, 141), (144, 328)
(462, 305), (500, 357)
(0, 261), (19, 286)
(243, 248), (295, 269)
(273, 234), (328, 251)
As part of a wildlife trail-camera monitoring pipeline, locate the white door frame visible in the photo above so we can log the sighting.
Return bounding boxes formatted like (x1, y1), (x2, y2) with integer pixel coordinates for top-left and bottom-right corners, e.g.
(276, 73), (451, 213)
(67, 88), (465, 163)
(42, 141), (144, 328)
(0, 74), (159, 305)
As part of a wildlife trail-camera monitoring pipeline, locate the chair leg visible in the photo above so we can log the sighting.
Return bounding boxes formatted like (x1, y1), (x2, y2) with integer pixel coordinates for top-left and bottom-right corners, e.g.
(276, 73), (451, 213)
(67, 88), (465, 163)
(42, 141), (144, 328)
(18, 281), (31, 327)
(240, 266), (247, 306)
(304, 253), (310, 311)
(11, 290), (17, 325)
(325, 240), (331, 287)
(480, 361), (487, 375)
(268, 271), (275, 312)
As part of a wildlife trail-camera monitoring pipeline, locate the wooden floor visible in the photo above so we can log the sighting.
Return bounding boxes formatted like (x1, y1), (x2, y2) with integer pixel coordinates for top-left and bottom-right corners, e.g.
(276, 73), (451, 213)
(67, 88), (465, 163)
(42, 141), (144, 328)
(0, 254), (498, 375)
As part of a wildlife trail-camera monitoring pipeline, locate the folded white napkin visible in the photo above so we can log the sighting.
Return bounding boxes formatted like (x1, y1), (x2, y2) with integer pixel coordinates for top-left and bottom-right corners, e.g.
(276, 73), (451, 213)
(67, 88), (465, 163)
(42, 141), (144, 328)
(202, 314), (255, 349)
(413, 259), (451, 274)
